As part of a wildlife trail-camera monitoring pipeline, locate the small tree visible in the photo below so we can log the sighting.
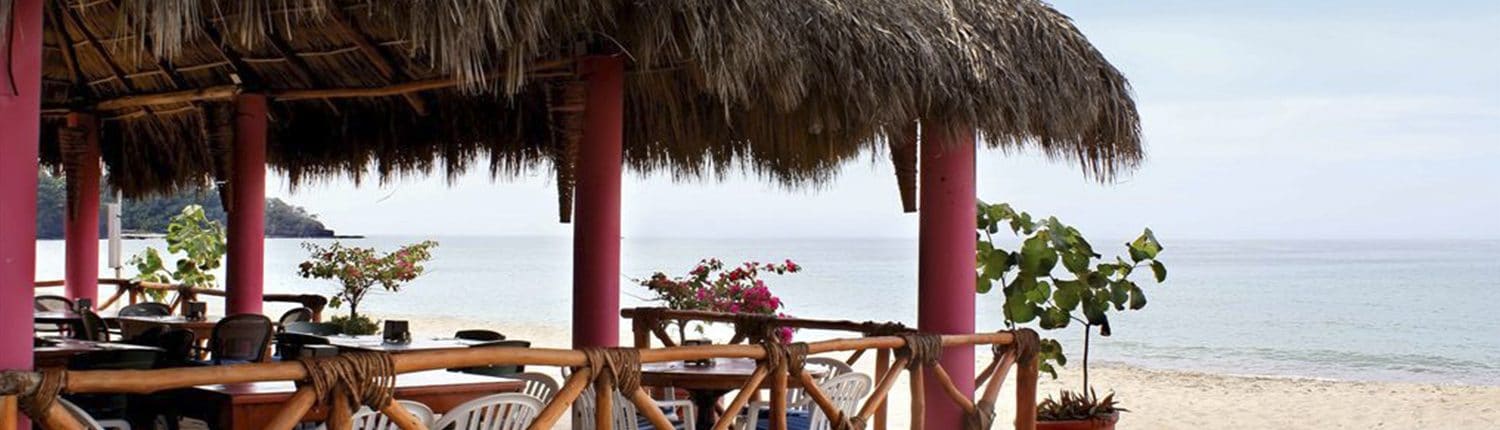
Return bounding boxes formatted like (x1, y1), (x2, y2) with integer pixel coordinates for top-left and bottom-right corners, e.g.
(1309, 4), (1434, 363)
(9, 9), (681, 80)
(637, 258), (801, 343)
(975, 201), (1165, 396)
(298, 240), (437, 334)
(130, 205), (227, 301)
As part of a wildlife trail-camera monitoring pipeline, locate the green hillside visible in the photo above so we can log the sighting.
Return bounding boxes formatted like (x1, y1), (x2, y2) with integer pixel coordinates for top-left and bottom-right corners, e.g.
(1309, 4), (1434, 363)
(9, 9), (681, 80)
(35, 170), (337, 240)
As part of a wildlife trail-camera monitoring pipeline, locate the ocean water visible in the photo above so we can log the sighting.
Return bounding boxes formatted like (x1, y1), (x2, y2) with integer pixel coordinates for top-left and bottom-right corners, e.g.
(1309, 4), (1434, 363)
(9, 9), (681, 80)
(34, 237), (1500, 386)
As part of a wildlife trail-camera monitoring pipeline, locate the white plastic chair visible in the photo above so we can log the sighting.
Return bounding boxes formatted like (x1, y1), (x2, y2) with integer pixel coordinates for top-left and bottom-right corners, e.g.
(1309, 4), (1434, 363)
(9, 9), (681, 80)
(509, 371), (561, 402)
(317, 399), (435, 430)
(432, 393), (543, 430)
(739, 372), (872, 430)
(58, 397), (131, 430)
(572, 385), (697, 430)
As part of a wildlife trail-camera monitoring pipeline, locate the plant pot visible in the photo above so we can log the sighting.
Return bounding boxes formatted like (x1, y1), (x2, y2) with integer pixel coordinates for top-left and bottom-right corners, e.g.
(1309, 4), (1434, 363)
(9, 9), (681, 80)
(1037, 412), (1119, 430)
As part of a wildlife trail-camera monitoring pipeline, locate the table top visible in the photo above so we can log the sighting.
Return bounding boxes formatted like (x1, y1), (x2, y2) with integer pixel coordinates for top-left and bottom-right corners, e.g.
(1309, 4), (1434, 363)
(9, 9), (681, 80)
(641, 358), (825, 391)
(323, 335), (490, 353)
(113, 315), (221, 326)
(195, 369), (524, 404)
(34, 310), (87, 323)
(34, 338), (164, 367)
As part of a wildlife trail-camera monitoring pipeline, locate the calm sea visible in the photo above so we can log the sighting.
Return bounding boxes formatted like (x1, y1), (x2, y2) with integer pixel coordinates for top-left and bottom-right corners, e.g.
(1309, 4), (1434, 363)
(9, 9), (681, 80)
(34, 237), (1500, 385)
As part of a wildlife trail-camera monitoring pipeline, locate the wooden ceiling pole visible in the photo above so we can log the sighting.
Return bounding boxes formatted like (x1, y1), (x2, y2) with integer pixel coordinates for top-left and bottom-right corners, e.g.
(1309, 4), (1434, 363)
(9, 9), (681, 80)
(106, 0), (189, 90)
(197, 24), (261, 88)
(262, 29), (341, 113)
(324, 5), (428, 115)
(44, 1), (94, 101)
(59, 3), (138, 93)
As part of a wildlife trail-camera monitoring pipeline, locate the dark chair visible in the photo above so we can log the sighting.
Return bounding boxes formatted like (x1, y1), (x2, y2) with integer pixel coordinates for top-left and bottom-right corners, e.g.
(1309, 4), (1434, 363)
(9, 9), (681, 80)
(208, 314), (274, 364)
(34, 295), (75, 336)
(277, 307), (315, 328)
(274, 332), (332, 361)
(284, 321), (342, 336)
(72, 309), (110, 342)
(455, 329), (506, 342)
(453, 339), (531, 376)
(65, 348), (160, 427)
(118, 302), (172, 317)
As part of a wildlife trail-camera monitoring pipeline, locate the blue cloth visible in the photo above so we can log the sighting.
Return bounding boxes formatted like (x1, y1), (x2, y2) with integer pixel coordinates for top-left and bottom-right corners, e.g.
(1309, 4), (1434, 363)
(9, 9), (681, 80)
(756, 410), (813, 430)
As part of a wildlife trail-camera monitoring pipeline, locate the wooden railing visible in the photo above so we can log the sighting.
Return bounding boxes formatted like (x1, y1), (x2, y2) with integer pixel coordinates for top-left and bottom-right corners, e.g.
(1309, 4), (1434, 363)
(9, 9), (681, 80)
(623, 307), (1037, 430)
(0, 329), (1038, 430)
(33, 279), (327, 321)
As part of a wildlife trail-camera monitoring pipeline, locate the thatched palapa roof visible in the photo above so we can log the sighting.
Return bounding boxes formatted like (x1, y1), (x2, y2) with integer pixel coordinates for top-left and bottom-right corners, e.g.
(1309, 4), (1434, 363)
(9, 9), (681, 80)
(14, 0), (1141, 214)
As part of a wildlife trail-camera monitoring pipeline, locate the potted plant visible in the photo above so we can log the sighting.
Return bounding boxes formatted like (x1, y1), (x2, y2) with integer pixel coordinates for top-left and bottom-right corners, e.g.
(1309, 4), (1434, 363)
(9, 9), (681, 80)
(637, 258), (801, 344)
(975, 201), (1165, 430)
(130, 205), (227, 302)
(298, 240), (437, 335)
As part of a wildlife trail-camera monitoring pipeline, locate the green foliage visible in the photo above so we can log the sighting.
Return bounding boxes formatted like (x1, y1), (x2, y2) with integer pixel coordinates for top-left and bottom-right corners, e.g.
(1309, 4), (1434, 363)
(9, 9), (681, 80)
(1036, 389), (1125, 422)
(299, 240), (438, 323)
(329, 314), (380, 336)
(129, 205), (227, 301)
(976, 201), (1166, 385)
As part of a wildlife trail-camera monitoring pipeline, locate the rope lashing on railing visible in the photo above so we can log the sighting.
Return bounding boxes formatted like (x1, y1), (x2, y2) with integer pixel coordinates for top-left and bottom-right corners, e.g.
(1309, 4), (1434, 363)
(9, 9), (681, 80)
(580, 348), (643, 395)
(11, 369), (66, 420)
(758, 341), (810, 375)
(859, 321), (911, 337)
(1011, 328), (1041, 363)
(298, 351), (397, 409)
(895, 333), (944, 370)
(733, 313), (780, 344)
(965, 399), (997, 430)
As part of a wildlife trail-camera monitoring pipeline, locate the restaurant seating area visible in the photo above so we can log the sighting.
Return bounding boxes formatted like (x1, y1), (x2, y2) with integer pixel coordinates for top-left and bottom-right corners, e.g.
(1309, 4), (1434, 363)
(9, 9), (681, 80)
(16, 288), (1038, 430)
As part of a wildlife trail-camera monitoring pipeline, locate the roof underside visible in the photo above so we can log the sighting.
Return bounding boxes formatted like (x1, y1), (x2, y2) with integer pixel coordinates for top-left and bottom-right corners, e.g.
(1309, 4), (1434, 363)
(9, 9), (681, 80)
(17, 0), (1142, 197)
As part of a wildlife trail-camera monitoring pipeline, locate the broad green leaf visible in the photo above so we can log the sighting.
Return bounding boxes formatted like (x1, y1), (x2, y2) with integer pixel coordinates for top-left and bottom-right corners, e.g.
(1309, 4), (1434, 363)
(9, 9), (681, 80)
(1151, 260), (1168, 282)
(1052, 282), (1081, 310)
(1129, 285), (1148, 310)
(977, 276), (993, 294)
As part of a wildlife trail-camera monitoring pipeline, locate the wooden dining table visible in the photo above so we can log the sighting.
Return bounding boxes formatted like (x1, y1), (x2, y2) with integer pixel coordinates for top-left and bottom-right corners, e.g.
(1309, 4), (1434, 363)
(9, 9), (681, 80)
(110, 315), (222, 340)
(322, 335), (494, 353)
(642, 357), (827, 430)
(169, 369), (525, 430)
(33, 338), (163, 368)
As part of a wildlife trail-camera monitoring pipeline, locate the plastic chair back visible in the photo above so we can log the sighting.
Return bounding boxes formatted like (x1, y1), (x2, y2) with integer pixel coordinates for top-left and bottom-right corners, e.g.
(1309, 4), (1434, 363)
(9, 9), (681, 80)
(210, 314), (273, 364)
(432, 393), (543, 430)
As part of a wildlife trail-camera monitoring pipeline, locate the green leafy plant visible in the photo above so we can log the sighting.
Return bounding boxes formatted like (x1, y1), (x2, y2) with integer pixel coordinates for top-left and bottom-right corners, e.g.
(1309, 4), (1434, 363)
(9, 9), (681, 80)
(129, 205), (227, 301)
(976, 200), (1165, 402)
(1037, 389), (1124, 422)
(298, 240), (437, 335)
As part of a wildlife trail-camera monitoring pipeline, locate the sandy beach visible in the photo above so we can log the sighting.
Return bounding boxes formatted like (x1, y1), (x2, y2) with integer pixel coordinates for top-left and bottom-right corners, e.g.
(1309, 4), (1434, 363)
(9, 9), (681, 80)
(383, 314), (1500, 429)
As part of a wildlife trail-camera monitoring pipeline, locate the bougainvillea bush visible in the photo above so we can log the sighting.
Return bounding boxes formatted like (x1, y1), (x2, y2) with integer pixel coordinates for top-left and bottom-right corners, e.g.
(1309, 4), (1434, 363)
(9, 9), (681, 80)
(298, 240), (437, 334)
(638, 258), (800, 343)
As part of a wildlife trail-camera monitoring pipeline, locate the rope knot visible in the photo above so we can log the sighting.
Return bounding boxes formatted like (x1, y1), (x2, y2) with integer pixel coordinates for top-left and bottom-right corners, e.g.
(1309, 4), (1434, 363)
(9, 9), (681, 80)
(298, 351), (396, 409)
(896, 333), (943, 370)
(832, 412), (868, 430)
(1010, 328), (1041, 365)
(733, 313), (779, 344)
(759, 341), (810, 375)
(581, 348), (643, 395)
(14, 369), (66, 420)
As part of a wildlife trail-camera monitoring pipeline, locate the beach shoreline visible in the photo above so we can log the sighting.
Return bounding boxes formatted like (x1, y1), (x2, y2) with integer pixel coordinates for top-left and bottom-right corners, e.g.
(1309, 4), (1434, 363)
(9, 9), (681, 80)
(384, 313), (1500, 429)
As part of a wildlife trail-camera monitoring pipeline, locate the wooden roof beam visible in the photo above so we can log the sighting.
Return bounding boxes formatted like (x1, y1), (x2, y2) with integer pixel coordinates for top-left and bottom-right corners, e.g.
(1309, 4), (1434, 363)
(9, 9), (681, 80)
(107, 0), (189, 90)
(60, 3), (136, 93)
(262, 28), (340, 113)
(197, 20), (261, 89)
(44, 1), (93, 101)
(325, 5), (427, 115)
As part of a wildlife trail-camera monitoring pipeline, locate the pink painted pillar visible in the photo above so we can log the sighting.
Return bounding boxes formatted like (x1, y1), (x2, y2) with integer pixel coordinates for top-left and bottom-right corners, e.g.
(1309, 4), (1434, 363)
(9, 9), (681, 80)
(226, 94), (268, 315)
(1, 0), (44, 426)
(917, 122), (977, 429)
(65, 113), (102, 306)
(571, 55), (625, 348)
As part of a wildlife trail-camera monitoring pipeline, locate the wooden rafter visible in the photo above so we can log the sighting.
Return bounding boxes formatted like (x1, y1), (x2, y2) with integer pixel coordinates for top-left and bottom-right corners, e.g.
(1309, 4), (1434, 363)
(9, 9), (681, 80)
(44, 1), (93, 101)
(60, 2), (136, 94)
(107, 0), (189, 89)
(325, 4), (427, 114)
(263, 27), (340, 113)
(197, 21), (261, 88)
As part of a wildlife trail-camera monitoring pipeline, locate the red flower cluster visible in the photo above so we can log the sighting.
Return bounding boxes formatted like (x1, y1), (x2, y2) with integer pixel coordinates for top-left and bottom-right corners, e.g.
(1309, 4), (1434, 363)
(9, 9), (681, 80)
(639, 258), (802, 342)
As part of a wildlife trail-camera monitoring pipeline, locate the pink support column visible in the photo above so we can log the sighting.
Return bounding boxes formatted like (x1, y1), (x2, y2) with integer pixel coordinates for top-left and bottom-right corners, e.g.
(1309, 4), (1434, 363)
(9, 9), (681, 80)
(64, 113), (102, 306)
(1, 0), (45, 426)
(571, 55), (625, 348)
(226, 94), (268, 315)
(917, 122), (977, 429)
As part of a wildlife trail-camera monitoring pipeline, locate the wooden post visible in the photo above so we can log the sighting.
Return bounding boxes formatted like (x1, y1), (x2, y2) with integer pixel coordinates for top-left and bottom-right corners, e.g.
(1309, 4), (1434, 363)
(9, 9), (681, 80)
(770, 364), (789, 430)
(63, 113), (101, 306)
(571, 54), (626, 348)
(226, 94), (268, 315)
(1015, 352), (1039, 430)
(874, 348), (890, 430)
(917, 121), (977, 428)
(0, 1), (44, 428)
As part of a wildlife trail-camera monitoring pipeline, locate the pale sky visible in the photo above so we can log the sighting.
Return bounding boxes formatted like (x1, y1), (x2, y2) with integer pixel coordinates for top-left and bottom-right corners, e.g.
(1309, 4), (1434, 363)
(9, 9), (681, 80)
(269, 0), (1500, 240)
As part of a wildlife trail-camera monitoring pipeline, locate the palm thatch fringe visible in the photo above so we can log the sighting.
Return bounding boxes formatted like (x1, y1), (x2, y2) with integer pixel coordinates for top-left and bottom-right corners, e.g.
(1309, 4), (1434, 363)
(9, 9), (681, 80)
(21, 0), (1140, 198)
(890, 124), (918, 213)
